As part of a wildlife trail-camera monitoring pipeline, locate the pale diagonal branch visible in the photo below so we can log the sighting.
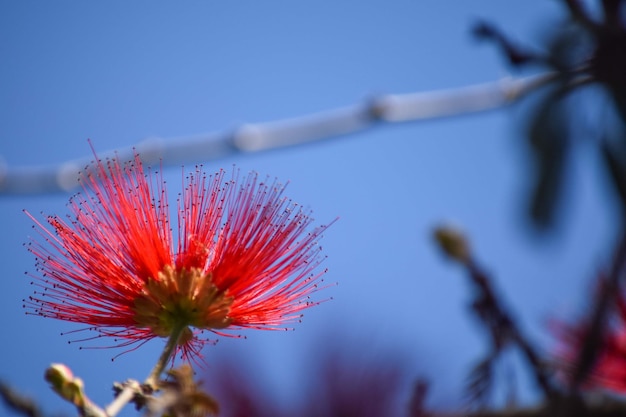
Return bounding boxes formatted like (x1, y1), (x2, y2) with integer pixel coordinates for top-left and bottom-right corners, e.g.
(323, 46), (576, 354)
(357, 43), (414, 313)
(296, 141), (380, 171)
(0, 73), (557, 196)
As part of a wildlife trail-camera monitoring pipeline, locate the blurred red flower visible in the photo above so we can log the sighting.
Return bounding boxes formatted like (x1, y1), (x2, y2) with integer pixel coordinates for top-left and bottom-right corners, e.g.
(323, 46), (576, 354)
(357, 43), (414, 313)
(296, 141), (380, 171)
(552, 285), (626, 393)
(204, 347), (412, 417)
(24, 151), (333, 360)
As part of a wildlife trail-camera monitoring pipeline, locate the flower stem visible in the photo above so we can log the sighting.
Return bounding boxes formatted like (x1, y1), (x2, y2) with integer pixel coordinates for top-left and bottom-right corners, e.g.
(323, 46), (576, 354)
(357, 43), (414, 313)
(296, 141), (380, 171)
(103, 326), (187, 416)
(144, 325), (187, 389)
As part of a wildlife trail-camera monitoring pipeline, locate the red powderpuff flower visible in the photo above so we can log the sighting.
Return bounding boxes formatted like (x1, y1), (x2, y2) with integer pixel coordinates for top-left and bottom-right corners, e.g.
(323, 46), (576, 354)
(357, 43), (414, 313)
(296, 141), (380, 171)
(24, 151), (333, 360)
(552, 286), (626, 393)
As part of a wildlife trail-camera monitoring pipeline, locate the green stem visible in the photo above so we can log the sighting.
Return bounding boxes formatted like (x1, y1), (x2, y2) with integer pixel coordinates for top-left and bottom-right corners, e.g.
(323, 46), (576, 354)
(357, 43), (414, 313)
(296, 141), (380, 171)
(144, 325), (187, 389)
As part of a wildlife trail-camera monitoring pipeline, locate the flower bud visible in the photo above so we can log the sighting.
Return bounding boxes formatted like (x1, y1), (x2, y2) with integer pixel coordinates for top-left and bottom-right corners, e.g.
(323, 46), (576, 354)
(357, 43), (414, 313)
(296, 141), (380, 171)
(433, 225), (471, 264)
(45, 363), (86, 407)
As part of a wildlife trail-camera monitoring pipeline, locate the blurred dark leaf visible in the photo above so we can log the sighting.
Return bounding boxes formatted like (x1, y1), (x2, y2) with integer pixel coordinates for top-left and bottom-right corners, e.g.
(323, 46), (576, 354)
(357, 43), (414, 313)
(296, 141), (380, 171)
(478, 6), (626, 230)
(526, 86), (572, 230)
(601, 136), (626, 213)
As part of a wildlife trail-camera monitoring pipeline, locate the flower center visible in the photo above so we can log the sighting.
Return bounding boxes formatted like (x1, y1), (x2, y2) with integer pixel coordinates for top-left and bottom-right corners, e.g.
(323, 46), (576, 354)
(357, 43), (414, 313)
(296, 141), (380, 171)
(133, 265), (233, 338)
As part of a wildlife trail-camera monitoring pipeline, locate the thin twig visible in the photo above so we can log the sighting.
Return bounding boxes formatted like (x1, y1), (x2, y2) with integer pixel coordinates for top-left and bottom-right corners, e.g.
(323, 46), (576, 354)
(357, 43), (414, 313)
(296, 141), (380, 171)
(433, 226), (557, 400)
(0, 381), (43, 417)
(465, 260), (557, 400)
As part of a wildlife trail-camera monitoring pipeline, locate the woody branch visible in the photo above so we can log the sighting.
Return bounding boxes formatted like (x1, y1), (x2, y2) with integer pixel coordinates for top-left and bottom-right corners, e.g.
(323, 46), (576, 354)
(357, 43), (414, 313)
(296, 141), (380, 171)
(0, 72), (559, 196)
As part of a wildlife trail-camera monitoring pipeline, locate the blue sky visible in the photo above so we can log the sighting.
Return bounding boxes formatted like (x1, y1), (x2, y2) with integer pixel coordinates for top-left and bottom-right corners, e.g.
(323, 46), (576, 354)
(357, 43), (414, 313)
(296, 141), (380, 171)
(0, 1), (617, 415)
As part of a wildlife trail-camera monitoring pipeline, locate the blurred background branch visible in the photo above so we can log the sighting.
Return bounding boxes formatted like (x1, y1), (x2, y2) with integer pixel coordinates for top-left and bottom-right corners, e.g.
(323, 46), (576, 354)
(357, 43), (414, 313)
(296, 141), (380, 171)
(0, 73), (555, 196)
